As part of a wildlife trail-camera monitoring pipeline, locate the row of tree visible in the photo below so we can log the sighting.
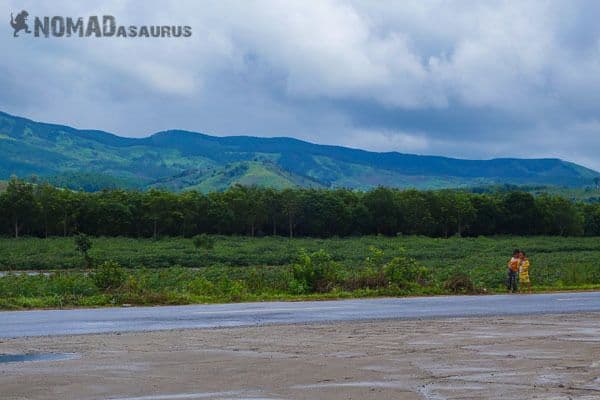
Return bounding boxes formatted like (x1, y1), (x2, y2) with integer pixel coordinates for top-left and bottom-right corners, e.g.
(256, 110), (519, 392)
(1, 178), (599, 238)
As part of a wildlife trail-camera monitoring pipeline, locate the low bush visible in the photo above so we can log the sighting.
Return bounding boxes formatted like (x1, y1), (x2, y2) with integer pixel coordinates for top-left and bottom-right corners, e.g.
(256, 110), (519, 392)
(443, 272), (477, 294)
(291, 249), (342, 293)
(92, 261), (126, 291)
(383, 253), (431, 288)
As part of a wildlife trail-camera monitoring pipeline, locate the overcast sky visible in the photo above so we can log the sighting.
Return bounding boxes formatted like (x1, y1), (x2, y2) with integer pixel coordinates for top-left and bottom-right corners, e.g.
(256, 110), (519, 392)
(2, 0), (600, 170)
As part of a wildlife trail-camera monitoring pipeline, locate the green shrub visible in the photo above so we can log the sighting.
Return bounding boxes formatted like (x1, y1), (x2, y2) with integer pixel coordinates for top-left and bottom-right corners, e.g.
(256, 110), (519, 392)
(364, 246), (385, 270)
(244, 267), (269, 293)
(47, 272), (98, 297)
(92, 261), (126, 291)
(383, 254), (430, 288)
(74, 233), (93, 267)
(216, 276), (247, 301)
(291, 249), (342, 293)
(193, 234), (216, 252)
(188, 276), (216, 296)
(120, 275), (142, 295)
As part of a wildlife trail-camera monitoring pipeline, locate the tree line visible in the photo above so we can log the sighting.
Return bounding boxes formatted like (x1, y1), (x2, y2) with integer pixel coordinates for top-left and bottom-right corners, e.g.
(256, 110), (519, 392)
(1, 178), (600, 238)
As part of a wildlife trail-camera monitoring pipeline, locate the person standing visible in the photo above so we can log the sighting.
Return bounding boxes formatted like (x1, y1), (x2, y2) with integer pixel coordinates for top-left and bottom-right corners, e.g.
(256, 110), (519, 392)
(507, 249), (520, 293)
(519, 251), (531, 294)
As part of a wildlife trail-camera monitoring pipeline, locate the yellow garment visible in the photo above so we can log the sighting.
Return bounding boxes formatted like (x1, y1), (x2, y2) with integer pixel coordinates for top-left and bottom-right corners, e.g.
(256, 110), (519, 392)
(519, 259), (530, 283)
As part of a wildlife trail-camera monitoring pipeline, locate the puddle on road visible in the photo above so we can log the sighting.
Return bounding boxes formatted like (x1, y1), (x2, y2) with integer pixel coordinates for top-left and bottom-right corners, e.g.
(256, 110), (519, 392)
(104, 391), (282, 400)
(0, 352), (79, 363)
(291, 380), (407, 389)
(322, 351), (367, 358)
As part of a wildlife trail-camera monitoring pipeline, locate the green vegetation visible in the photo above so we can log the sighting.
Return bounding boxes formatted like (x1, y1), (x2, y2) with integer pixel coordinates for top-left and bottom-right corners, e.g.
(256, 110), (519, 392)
(1, 111), (598, 192)
(0, 236), (599, 309)
(3, 178), (600, 239)
(2, 116), (599, 310)
(469, 184), (600, 203)
(74, 233), (93, 267)
(192, 233), (215, 254)
(1, 177), (599, 310)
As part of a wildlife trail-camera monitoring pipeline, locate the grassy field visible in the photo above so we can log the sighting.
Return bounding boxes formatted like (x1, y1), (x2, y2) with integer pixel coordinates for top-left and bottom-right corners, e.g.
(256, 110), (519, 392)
(0, 236), (599, 309)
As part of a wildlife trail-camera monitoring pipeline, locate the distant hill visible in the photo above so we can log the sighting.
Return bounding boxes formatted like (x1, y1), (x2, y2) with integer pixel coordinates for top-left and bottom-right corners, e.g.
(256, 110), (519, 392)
(0, 110), (597, 192)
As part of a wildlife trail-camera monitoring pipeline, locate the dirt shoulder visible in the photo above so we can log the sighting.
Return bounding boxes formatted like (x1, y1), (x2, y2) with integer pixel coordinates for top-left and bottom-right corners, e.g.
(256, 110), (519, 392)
(1, 313), (599, 400)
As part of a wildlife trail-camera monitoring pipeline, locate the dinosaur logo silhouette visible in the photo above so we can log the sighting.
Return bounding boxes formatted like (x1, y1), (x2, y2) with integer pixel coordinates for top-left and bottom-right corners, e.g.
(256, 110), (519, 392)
(10, 10), (31, 37)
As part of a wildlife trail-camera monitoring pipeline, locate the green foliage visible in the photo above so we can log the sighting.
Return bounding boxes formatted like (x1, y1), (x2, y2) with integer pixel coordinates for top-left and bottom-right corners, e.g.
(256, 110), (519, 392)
(46, 172), (140, 191)
(192, 233), (215, 251)
(216, 277), (248, 302)
(187, 276), (216, 296)
(290, 249), (342, 293)
(92, 261), (126, 291)
(1, 111), (597, 194)
(2, 177), (35, 237)
(365, 246), (385, 270)
(74, 233), (93, 267)
(558, 263), (600, 286)
(74, 233), (92, 255)
(383, 251), (431, 288)
(3, 178), (600, 239)
(0, 236), (600, 309)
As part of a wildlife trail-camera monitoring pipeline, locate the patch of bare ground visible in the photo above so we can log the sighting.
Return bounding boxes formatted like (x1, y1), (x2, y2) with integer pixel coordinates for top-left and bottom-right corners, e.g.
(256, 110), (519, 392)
(1, 313), (599, 399)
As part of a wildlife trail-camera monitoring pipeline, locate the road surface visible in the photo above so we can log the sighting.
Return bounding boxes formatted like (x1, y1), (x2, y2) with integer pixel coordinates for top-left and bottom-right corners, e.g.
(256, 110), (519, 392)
(1, 291), (599, 338)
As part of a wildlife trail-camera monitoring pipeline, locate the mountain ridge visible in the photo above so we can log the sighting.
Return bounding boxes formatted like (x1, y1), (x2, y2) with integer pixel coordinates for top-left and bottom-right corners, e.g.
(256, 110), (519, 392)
(0, 110), (597, 191)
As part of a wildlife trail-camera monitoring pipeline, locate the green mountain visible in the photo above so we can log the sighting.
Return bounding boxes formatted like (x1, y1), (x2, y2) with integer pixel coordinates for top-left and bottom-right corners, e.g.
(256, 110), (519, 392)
(0, 110), (597, 192)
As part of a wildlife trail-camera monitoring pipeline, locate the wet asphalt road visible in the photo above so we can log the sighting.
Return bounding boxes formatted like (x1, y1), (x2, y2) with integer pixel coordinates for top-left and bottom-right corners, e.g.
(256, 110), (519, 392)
(1, 291), (599, 338)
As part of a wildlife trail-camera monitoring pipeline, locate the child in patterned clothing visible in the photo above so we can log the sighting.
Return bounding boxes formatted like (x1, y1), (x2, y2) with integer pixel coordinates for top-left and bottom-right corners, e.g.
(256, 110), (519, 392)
(519, 251), (531, 294)
(507, 249), (520, 293)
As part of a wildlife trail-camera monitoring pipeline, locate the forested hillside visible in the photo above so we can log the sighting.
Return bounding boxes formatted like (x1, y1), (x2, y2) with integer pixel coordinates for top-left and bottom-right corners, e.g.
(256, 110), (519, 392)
(1, 111), (598, 191)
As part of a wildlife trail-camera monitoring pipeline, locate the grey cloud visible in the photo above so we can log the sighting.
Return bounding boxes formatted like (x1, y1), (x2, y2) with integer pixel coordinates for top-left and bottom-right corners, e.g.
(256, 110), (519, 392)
(1, 0), (600, 170)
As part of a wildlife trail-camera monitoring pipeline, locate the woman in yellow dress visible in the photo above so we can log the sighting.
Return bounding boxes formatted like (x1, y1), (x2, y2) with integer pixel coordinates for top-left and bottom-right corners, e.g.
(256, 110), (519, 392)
(519, 251), (531, 294)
